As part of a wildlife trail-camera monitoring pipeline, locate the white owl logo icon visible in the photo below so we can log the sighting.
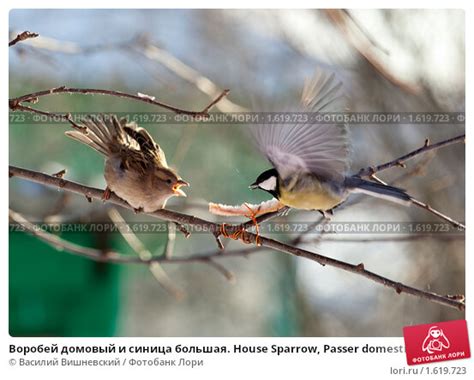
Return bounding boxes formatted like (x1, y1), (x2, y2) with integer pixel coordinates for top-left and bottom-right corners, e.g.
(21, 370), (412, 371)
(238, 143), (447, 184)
(422, 326), (450, 354)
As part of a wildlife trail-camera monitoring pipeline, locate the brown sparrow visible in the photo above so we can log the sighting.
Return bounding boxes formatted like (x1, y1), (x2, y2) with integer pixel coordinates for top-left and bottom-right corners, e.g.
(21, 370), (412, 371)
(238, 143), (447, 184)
(65, 115), (189, 212)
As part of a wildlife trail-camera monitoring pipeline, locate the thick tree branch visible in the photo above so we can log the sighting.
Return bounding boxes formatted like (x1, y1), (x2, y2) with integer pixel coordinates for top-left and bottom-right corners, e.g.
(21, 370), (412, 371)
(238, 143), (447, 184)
(9, 165), (465, 311)
(9, 86), (229, 118)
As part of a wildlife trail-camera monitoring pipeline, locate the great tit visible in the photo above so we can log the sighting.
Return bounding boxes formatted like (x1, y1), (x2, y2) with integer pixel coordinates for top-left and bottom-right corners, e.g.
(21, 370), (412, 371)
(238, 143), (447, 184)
(249, 70), (411, 213)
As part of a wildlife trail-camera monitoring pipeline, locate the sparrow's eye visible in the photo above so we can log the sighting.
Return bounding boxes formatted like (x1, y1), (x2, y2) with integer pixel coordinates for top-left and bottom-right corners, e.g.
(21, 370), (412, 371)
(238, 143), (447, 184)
(166, 179), (172, 184)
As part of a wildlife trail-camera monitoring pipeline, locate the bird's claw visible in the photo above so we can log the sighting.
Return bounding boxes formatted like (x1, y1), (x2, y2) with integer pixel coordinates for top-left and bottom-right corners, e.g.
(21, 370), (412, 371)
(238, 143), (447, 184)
(243, 203), (261, 246)
(219, 203), (261, 246)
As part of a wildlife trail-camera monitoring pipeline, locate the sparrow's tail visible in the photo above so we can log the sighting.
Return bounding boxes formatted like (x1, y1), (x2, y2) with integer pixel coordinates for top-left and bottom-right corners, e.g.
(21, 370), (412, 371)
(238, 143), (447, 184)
(65, 115), (131, 156)
(344, 176), (412, 205)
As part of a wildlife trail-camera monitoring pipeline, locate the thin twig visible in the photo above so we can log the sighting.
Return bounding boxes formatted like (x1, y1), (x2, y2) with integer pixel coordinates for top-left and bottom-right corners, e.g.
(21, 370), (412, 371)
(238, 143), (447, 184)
(358, 134), (465, 177)
(213, 233), (225, 251)
(200, 89), (231, 114)
(107, 208), (184, 299)
(134, 35), (247, 113)
(174, 222), (191, 238)
(410, 198), (465, 230)
(9, 165), (465, 311)
(10, 208), (117, 262)
(205, 259), (236, 283)
(391, 152), (435, 185)
(342, 10), (390, 55)
(9, 31), (39, 47)
(298, 217), (332, 245)
(290, 216), (327, 246)
(319, 234), (464, 243)
(324, 9), (420, 94)
(164, 222), (177, 259)
(370, 174), (465, 230)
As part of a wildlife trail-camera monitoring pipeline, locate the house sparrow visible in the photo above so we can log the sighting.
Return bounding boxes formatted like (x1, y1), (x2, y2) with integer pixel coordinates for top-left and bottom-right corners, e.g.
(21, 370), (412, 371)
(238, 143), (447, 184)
(65, 115), (189, 212)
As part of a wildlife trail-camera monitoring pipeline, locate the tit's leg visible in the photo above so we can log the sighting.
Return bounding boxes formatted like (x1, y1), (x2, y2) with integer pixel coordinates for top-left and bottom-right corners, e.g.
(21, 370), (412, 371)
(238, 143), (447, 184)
(133, 207), (144, 214)
(326, 200), (345, 215)
(219, 204), (261, 246)
(243, 203), (261, 246)
(220, 223), (244, 243)
(102, 187), (112, 202)
(318, 209), (333, 219)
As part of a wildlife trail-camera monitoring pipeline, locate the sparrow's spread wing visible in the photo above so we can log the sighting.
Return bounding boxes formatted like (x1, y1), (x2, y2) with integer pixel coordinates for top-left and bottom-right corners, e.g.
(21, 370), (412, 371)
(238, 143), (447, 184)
(123, 123), (168, 167)
(65, 115), (168, 173)
(65, 115), (140, 156)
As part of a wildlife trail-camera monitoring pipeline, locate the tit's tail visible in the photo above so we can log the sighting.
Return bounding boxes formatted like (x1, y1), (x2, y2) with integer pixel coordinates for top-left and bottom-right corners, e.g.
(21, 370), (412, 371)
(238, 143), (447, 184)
(344, 176), (412, 205)
(65, 115), (132, 156)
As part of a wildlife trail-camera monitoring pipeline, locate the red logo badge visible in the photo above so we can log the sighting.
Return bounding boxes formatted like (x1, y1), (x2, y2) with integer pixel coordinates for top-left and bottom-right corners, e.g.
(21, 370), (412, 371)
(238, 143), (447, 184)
(403, 320), (470, 365)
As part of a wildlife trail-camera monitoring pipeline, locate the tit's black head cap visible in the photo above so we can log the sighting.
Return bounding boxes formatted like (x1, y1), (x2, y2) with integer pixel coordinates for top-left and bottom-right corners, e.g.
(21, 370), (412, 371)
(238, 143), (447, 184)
(249, 168), (279, 197)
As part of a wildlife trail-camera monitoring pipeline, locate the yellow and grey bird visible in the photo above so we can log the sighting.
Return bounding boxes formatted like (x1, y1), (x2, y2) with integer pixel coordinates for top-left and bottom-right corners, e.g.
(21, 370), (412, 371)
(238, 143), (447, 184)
(65, 115), (189, 212)
(249, 70), (411, 213)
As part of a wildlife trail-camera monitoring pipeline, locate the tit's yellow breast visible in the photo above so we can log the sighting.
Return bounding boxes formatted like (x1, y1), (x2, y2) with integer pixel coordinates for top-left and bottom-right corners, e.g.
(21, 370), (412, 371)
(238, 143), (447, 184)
(278, 181), (344, 211)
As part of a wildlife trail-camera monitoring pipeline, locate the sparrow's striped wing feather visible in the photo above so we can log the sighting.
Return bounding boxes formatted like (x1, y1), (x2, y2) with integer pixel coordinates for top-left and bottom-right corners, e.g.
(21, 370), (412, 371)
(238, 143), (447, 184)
(123, 123), (168, 167)
(252, 71), (350, 181)
(65, 115), (140, 156)
(66, 115), (168, 169)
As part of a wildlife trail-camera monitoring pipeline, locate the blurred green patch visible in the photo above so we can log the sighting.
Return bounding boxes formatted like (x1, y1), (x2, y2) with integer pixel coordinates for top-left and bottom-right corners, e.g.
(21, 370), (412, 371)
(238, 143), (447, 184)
(9, 231), (121, 337)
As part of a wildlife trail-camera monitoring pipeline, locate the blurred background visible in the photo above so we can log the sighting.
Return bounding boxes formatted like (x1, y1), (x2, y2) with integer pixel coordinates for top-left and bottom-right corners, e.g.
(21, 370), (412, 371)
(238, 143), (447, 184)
(9, 9), (465, 337)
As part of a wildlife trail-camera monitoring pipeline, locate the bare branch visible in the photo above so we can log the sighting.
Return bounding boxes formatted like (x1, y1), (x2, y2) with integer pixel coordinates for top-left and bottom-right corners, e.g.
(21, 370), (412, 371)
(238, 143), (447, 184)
(9, 31), (39, 47)
(324, 10), (420, 94)
(319, 234), (463, 243)
(9, 208), (120, 262)
(9, 165), (465, 311)
(9, 86), (229, 118)
(134, 35), (247, 113)
(174, 222), (191, 238)
(8, 32), (246, 114)
(370, 174), (465, 230)
(358, 134), (465, 177)
(205, 259), (236, 283)
(410, 198), (465, 230)
(108, 208), (184, 299)
(164, 222), (177, 259)
(200, 89), (230, 114)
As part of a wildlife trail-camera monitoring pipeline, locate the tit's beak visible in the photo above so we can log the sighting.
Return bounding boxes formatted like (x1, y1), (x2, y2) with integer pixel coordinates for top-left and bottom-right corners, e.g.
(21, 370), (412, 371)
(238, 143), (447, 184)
(249, 182), (258, 190)
(173, 179), (189, 197)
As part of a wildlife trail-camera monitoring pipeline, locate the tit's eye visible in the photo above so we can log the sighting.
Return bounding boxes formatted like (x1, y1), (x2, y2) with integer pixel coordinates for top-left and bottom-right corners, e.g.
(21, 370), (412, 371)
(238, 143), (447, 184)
(166, 179), (172, 185)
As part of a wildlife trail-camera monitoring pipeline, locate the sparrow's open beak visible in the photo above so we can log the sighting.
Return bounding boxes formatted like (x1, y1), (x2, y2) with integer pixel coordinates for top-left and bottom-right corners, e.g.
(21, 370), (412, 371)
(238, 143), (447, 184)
(249, 182), (258, 190)
(173, 179), (189, 197)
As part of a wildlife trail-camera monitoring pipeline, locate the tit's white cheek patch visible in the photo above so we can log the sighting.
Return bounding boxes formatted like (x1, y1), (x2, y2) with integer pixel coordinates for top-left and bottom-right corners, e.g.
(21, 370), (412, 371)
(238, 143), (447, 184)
(259, 176), (277, 191)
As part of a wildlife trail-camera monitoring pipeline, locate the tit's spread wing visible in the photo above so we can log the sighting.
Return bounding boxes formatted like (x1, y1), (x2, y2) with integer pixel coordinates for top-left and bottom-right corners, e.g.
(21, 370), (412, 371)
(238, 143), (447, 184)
(251, 70), (350, 181)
